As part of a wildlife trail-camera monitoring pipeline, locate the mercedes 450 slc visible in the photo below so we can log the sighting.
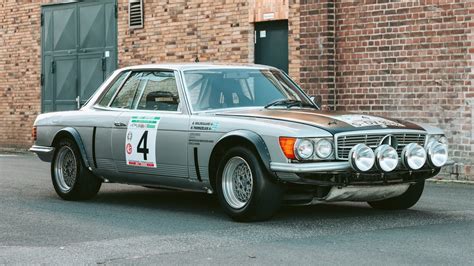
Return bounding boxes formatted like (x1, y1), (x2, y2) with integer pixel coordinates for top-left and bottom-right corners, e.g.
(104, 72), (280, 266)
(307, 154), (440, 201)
(30, 64), (450, 221)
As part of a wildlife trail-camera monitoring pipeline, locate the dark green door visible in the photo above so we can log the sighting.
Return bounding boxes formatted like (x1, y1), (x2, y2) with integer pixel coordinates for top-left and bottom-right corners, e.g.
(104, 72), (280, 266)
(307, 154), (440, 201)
(254, 20), (289, 73)
(41, 0), (117, 112)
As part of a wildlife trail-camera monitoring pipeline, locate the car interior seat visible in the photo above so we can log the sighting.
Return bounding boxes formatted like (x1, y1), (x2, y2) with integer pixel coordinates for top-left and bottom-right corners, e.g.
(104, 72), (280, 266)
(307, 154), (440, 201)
(144, 91), (179, 111)
(208, 78), (251, 109)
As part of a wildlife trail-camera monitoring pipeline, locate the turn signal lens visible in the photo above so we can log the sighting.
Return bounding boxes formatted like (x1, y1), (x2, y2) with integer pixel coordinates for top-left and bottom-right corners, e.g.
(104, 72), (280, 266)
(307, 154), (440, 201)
(32, 126), (37, 141)
(279, 137), (296, 160)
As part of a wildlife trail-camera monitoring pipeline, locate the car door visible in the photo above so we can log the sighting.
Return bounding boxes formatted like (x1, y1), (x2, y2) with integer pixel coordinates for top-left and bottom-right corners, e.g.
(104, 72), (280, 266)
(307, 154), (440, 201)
(109, 70), (189, 182)
(88, 70), (130, 178)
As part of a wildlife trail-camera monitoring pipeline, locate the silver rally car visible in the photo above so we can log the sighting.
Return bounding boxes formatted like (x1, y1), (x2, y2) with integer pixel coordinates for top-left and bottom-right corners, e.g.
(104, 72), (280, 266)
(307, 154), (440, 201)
(30, 63), (450, 221)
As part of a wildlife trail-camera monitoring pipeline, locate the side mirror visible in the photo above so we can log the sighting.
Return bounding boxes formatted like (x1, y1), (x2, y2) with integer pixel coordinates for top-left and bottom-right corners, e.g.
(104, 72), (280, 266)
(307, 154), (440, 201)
(310, 95), (322, 107)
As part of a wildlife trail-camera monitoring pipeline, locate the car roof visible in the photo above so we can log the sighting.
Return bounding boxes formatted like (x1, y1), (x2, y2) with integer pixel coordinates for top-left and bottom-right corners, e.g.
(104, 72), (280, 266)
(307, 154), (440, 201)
(119, 63), (279, 72)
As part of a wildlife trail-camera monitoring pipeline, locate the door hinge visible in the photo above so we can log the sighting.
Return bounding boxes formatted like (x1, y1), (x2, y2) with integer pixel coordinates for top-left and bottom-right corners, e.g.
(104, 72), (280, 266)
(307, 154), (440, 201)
(41, 13), (44, 26)
(102, 57), (106, 71)
(40, 74), (44, 86)
(51, 61), (56, 74)
(114, 4), (118, 19)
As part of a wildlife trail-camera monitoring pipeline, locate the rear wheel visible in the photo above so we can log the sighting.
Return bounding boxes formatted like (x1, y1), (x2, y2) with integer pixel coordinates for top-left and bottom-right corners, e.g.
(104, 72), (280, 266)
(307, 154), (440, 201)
(216, 146), (283, 222)
(51, 138), (102, 200)
(368, 181), (425, 210)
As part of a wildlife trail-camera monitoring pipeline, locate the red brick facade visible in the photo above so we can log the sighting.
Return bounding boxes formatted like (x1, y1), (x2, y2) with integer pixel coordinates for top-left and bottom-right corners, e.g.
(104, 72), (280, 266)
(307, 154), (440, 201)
(0, 0), (473, 180)
(0, 2), (42, 148)
(300, 0), (337, 108)
(332, 0), (473, 179)
(117, 0), (252, 65)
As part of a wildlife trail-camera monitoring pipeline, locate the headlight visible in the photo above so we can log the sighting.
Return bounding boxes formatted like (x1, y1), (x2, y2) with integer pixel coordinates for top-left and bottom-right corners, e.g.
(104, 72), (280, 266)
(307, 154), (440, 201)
(438, 136), (447, 144)
(279, 137), (334, 161)
(314, 139), (333, 159)
(295, 139), (314, 160)
(349, 144), (375, 172)
(427, 141), (448, 167)
(374, 144), (399, 172)
(402, 143), (427, 170)
(426, 134), (447, 146)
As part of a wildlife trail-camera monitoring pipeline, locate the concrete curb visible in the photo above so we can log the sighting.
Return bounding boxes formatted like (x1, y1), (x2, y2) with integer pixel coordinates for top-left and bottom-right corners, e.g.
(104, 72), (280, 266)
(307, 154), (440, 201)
(0, 148), (30, 155)
(427, 179), (474, 185)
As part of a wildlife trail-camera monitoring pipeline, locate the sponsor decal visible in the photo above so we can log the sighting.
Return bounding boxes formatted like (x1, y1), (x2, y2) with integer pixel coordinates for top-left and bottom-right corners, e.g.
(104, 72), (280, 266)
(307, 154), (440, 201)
(125, 116), (160, 168)
(126, 143), (133, 155)
(335, 115), (405, 128)
(188, 132), (214, 146)
(190, 121), (220, 131)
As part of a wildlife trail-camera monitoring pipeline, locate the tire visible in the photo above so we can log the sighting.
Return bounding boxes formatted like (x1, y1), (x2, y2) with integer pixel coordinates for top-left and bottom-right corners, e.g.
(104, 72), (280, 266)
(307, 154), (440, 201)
(216, 146), (283, 222)
(51, 138), (102, 201)
(368, 181), (425, 210)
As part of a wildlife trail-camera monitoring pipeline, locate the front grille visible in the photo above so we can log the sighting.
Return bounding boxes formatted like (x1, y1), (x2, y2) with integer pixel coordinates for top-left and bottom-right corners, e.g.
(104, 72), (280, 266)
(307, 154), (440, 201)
(335, 132), (426, 160)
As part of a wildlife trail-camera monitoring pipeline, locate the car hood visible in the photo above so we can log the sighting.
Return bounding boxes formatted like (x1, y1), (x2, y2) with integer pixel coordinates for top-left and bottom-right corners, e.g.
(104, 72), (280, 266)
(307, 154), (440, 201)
(215, 108), (424, 134)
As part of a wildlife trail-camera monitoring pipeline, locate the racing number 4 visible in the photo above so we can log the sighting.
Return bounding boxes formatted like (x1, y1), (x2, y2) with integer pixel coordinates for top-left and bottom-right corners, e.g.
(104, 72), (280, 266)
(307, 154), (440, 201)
(137, 131), (149, 160)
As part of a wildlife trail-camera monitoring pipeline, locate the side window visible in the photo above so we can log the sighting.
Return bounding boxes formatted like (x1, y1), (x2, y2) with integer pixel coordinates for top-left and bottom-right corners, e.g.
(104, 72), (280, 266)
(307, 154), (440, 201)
(110, 72), (142, 109)
(135, 71), (180, 111)
(97, 71), (128, 107)
(184, 73), (205, 106)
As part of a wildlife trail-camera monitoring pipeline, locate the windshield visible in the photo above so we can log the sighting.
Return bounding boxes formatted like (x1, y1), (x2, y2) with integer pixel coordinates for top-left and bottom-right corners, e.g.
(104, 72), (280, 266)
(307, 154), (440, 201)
(182, 68), (315, 111)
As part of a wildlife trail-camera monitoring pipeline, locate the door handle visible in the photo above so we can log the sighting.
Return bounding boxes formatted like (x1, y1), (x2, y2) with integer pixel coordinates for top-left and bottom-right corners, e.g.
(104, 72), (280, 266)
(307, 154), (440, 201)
(114, 122), (127, 127)
(76, 96), (81, 109)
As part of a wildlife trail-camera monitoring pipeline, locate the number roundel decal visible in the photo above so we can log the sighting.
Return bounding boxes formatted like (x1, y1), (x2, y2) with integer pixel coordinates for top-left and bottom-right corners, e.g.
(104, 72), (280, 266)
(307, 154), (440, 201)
(125, 116), (160, 168)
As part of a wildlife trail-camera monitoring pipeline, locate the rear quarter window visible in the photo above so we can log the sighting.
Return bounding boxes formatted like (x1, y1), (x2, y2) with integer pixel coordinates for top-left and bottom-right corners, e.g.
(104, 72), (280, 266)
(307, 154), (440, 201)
(110, 72), (142, 109)
(97, 71), (128, 107)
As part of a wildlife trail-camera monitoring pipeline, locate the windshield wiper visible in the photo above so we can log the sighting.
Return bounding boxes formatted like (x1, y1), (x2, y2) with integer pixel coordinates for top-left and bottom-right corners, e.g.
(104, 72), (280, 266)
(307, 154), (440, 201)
(264, 99), (309, 109)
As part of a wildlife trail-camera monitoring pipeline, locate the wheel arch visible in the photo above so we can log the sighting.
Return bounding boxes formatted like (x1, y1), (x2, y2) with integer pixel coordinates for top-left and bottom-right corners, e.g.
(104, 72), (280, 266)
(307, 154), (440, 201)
(51, 127), (91, 169)
(208, 130), (274, 191)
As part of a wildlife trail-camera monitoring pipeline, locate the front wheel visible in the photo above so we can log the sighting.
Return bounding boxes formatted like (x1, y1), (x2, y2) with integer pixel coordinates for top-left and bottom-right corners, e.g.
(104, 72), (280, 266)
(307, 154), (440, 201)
(368, 181), (425, 210)
(216, 146), (283, 222)
(51, 138), (102, 200)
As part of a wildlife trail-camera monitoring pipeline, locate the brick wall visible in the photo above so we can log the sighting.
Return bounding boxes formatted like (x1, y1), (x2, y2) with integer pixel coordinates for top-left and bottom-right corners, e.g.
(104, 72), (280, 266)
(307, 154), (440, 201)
(300, 0), (337, 109)
(0, 1), (42, 149)
(289, 0), (301, 82)
(250, 0), (289, 22)
(335, 0), (473, 180)
(117, 0), (253, 66)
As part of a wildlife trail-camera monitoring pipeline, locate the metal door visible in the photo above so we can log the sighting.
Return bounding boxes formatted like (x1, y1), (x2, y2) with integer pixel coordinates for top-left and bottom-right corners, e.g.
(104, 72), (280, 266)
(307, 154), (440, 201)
(111, 112), (190, 181)
(41, 0), (117, 112)
(254, 20), (289, 73)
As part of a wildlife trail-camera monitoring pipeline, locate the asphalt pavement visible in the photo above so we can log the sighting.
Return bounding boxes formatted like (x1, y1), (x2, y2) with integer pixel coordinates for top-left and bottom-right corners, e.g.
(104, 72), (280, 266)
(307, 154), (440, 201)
(0, 154), (473, 265)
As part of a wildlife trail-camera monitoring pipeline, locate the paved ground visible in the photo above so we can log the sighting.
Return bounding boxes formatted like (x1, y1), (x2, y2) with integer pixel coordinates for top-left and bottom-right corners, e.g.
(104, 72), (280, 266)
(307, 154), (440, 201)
(0, 154), (473, 265)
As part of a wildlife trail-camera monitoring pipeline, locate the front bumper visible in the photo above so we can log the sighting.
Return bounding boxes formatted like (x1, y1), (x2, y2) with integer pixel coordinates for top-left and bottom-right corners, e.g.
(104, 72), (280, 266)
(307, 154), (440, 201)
(318, 183), (410, 202)
(270, 160), (455, 173)
(29, 145), (54, 162)
(270, 161), (350, 173)
(270, 160), (454, 186)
